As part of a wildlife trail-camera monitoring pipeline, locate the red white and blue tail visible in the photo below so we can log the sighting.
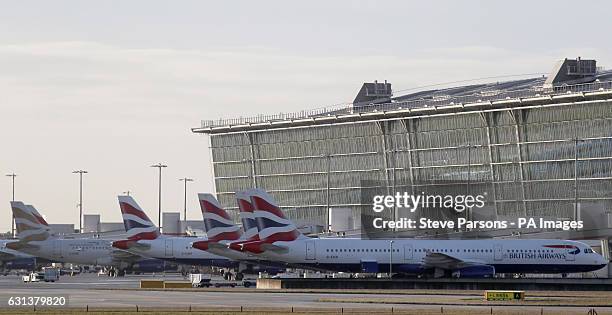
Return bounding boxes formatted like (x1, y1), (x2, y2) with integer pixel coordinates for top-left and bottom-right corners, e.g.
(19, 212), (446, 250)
(236, 190), (259, 241)
(10, 201), (51, 242)
(118, 195), (160, 240)
(198, 193), (241, 242)
(249, 189), (304, 242)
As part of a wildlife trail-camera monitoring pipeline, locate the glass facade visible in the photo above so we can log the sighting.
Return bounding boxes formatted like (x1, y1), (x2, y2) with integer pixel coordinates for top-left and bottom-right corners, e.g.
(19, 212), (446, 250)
(208, 99), (612, 234)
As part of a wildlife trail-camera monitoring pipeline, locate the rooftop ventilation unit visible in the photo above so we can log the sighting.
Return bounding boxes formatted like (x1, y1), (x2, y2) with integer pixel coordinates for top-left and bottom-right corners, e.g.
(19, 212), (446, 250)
(352, 80), (392, 107)
(544, 57), (597, 88)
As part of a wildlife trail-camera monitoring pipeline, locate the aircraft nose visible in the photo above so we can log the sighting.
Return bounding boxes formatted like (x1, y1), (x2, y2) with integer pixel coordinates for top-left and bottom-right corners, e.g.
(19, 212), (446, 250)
(599, 255), (608, 265)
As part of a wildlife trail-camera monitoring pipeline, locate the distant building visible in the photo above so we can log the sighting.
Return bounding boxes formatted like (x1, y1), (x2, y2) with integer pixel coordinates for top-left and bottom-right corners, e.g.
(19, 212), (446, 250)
(81, 212), (202, 237)
(48, 224), (76, 235)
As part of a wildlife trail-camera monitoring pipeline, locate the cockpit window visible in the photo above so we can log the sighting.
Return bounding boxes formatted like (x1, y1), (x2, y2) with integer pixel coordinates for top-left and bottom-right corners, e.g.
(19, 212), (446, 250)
(584, 248), (594, 253)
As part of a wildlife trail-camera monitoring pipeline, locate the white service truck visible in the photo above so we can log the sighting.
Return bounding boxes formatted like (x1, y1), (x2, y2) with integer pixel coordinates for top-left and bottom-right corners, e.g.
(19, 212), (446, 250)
(23, 267), (60, 283)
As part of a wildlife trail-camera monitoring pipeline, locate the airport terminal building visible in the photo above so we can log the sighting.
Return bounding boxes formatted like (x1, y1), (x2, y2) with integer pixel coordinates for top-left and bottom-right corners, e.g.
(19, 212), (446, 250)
(193, 58), (612, 242)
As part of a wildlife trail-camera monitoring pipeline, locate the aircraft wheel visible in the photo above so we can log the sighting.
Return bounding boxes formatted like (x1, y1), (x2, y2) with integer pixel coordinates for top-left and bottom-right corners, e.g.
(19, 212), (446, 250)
(235, 272), (244, 281)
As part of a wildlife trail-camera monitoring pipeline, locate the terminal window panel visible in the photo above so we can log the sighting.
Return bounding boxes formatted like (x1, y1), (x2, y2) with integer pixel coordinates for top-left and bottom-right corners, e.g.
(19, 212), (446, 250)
(209, 99), (612, 229)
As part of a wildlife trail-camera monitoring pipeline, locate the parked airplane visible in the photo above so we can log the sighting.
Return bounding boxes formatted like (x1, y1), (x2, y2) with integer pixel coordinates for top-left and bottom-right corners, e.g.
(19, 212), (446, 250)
(191, 193), (283, 275)
(111, 195), (236, 267)
(8, 201), (149, 274)
(0, 240), (37, 271)
(231, 189), (608, 277)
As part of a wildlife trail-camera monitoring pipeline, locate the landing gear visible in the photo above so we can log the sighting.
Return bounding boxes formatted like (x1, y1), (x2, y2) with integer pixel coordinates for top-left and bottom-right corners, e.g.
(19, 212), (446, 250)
(235, 272), (244, 281)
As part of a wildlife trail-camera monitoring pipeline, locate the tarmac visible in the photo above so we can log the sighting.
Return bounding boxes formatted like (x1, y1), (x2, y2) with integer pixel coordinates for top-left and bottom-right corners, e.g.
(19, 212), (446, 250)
(0, 273), (610, 314)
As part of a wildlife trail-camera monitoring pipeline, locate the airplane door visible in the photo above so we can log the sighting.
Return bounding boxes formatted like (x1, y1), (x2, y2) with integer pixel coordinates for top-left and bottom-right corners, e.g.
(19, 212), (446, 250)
(494, 244), (503, 261)
(165, 239), (173, 257)
(403, 244), (413, 260)
(305, 241), (316, 260)
(565, 247), (576, 261)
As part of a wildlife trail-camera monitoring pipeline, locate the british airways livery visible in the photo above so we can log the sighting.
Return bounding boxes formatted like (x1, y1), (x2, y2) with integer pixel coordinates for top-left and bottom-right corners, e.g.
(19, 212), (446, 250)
(233, 189), (607, 278)
(112, 195), (235, 268)
(191, 193), (283, 275)
(8, 201), (145, 271)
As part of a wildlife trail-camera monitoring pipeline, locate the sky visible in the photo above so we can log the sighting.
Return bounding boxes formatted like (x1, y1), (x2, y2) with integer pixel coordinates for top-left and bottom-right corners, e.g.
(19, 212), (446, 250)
(1, 0), (611, 232)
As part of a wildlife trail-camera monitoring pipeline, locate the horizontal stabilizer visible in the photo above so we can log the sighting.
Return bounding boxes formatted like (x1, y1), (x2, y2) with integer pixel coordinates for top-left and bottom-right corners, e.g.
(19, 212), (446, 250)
(260, 243), (289, 254)
(6, 241), (40, 251)
(207, 242), (228, 250)
(112, 239), (151, 251)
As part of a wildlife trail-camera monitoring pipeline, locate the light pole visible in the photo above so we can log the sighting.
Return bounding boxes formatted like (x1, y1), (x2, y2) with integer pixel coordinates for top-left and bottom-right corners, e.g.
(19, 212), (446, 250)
(6, 173), (17, 237)
(389, 240), (394, 278)
(72, 170), (87, 233)
(179, 178), (194, 225)
(150, 163), (167, 231)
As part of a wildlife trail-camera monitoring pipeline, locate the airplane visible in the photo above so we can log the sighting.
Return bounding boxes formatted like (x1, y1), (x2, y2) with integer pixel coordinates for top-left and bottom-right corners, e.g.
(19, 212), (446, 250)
(0, 240), (38, 271)
(111, 195), (236, 268)
(230, 189), (608, 278)
(191, 193), (283, 276)
(8, 201), (165, 275)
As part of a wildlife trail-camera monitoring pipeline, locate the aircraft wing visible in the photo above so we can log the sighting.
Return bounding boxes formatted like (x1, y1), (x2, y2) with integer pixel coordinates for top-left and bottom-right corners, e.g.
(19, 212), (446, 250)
(421, 252), (487, 270)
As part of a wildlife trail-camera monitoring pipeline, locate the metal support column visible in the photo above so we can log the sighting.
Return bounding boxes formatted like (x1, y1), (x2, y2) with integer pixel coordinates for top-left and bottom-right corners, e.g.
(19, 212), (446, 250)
(479, 112), (499, 216)
(245, 132), (258, 188)
(376, 121), (391, 198)
(509, 110), (527, 216)
(400, 119), (416, 195)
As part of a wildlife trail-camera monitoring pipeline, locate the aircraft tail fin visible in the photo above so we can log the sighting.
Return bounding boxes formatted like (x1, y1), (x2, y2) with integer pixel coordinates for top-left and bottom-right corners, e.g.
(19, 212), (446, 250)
(10, 201), (51, 242)
(235, 190), (259, 241)
(118, 195), (160, 240)
(198, 193), (241, 242)
(248, 189), (304, 242)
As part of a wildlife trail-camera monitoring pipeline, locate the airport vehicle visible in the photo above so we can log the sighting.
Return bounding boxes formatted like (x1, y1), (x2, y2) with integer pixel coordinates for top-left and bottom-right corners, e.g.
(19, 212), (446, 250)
(190, 273), (249, 288)
(22, 269), (57, 283)
(189, 273), (212, 287)
(22, 272), (42, 283)
(231, 189), (608, 278)
(191, 193), (284, 276)
(111, 195), (236, 267)
(9, 201), (152, 275)
(42, 267), (60, 282)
